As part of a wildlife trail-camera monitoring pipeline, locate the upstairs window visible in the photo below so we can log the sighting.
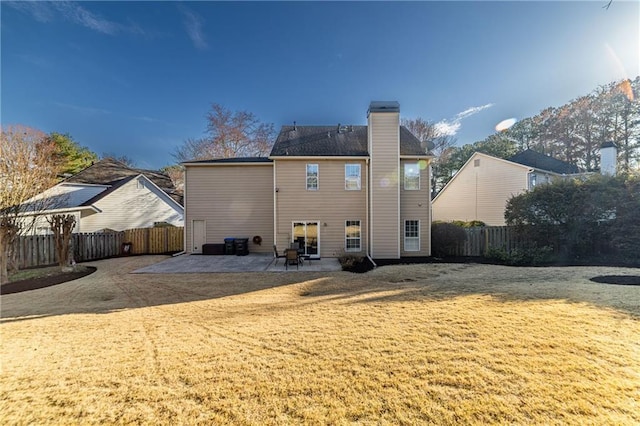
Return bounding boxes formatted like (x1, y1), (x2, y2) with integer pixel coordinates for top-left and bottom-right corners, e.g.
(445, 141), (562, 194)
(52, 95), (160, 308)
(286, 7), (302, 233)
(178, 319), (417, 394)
(345, 164), (361, 190)
(404, 163), (420, 190)
(306, 164), (318, 190)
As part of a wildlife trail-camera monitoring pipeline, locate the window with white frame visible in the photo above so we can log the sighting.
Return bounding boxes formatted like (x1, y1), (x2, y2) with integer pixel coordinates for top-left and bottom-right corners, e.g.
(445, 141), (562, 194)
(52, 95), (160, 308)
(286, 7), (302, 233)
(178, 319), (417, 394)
(404, 163), (420, 190)
(345, 164), (361, 190)
(306, 164), (318, 190)
(404, 220), (420, 251)
(345, 220), (361, 251)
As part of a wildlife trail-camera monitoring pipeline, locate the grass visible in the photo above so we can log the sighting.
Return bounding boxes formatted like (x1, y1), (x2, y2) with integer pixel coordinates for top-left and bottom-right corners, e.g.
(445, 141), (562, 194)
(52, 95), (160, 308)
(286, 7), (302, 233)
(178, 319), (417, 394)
(1, 256), (639, 424)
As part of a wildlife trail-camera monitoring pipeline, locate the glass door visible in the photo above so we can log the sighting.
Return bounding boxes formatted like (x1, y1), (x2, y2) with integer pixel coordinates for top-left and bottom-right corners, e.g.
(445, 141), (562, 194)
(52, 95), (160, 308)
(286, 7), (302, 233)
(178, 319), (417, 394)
(292, 221), (320, 258)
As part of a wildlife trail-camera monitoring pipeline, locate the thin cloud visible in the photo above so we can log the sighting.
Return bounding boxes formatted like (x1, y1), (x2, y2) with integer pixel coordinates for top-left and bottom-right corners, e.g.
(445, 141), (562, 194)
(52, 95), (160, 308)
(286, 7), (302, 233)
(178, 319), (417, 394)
(54, 102), (111, 116)
(434, 121), (461, 137)
(179, 5), (208, 50)
(435, 103), (494, 136)
(8, 1), (146, 37)
(53, 1), (119, 35)
(5, 2), (55, 22)
(455, 103), (494, 120)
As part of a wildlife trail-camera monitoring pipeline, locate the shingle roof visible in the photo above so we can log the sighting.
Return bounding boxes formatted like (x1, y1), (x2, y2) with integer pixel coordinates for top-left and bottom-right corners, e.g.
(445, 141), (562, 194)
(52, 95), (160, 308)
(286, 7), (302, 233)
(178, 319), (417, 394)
(79, 175), (138, 206)
(508, 149), (580, 174)
(64, 159), (183, 205)
(270, 125), (428, 157)
(184, 157), (273, 164)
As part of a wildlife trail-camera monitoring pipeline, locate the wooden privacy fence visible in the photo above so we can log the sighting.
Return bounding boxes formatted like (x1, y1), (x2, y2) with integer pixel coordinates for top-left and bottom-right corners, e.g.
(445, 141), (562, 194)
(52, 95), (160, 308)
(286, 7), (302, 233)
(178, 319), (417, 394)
(123, 227), (184, 255)
(14, 227), (184, 269)
(455, 226), (526, 257)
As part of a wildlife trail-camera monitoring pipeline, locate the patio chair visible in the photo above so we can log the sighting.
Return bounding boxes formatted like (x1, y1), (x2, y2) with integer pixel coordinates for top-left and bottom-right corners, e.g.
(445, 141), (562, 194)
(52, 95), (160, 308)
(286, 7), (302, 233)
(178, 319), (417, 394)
(285, 249), (300, 270)
(273, 245), (286, 265)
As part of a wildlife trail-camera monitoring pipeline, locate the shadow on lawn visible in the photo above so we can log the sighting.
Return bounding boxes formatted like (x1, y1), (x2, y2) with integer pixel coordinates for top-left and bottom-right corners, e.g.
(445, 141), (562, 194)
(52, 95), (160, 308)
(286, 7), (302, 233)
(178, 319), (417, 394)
(0, 256), (332, 324)
(2, 257), (639, 322)
(301, 263), (640, 318)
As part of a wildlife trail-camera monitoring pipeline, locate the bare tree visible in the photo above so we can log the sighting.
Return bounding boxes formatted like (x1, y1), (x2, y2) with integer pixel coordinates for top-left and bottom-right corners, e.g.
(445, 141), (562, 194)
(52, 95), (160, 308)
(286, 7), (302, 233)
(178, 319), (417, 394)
(173, 103), (275, 162)
(160, 164), (185, 192)
(47, 214), (76, 271)
(0, 125), (60, 284)
(402, 117), (457, 197)
(101, 153), (136, 167)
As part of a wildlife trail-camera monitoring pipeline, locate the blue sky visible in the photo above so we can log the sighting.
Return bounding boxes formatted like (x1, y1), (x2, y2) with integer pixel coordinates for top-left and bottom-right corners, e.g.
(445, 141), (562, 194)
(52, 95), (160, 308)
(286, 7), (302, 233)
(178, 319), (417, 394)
(2, 1), (638, 170)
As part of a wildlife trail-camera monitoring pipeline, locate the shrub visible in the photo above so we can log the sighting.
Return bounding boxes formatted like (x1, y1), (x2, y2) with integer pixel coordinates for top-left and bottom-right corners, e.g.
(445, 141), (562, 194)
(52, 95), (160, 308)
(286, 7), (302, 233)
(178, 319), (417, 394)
(337, 251), (374, 273)
(431, 222), (467, 257)
(486, 245), (554, 266)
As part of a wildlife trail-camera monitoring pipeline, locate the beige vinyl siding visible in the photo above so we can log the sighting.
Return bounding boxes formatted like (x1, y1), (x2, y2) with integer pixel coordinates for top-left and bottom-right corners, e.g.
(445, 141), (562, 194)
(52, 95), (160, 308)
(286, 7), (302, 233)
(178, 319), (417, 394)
(432, 153), (528, 226)
(369, 111), (400, 258)
(274, 159), (367, 257)
(400, 159), (431, 256)
(81, 177), (183, 233)
(184, 164), (274, 254)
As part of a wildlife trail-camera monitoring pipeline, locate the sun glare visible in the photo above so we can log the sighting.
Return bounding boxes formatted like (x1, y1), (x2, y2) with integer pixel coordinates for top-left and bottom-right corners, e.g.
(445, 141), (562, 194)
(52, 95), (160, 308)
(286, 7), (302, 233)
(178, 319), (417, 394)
(495, 118), (517, 132)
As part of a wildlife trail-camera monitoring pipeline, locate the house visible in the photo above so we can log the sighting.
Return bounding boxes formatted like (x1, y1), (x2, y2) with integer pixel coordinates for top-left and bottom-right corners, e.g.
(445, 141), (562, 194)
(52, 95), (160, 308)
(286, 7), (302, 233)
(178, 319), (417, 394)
(183, 101), (433, 260)
(432, 150), (581, 226)
(20, 159), (184, 234)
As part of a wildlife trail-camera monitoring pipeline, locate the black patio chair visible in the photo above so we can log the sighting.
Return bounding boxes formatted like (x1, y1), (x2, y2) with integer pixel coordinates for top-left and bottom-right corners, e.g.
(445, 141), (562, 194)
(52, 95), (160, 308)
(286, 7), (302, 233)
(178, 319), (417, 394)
(273, 245), (287, 265)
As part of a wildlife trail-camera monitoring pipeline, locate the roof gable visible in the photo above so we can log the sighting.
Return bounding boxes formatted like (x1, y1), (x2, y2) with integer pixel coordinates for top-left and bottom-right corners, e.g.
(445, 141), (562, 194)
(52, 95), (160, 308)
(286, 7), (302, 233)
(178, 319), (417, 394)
(64, 158), (183, 205)
(80, 174), (184, 213)
(508, 149), (580, 174)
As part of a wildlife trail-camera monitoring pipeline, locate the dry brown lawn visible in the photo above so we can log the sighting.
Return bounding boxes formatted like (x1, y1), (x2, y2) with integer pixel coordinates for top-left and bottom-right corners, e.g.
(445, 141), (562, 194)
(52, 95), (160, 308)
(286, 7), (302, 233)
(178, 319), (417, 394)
(1, 256), (639, 425)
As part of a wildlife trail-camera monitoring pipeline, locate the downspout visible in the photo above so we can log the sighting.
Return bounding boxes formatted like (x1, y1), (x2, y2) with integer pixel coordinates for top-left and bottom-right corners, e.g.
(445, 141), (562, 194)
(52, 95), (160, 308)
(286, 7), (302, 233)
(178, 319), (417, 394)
(273, 162), (277, 249)
(183, 165), (188, 254)
(365, 158), (376, 268)
(366, 157), (372, 260)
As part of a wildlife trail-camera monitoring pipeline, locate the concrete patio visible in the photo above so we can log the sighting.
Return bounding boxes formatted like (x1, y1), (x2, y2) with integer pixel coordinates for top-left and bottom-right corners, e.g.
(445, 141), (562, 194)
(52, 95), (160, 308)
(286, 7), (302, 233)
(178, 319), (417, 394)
(132, 253), (342, 274)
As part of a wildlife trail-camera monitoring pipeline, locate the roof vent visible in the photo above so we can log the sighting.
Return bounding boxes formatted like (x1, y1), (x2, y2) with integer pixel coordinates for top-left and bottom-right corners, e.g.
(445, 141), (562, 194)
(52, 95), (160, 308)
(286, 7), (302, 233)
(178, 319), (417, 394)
(293, 121), (297, 131)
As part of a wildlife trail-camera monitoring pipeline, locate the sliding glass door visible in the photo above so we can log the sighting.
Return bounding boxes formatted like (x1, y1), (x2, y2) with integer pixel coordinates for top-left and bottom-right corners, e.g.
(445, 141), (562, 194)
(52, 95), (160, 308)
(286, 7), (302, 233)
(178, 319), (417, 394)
(292, 221), (320, 258)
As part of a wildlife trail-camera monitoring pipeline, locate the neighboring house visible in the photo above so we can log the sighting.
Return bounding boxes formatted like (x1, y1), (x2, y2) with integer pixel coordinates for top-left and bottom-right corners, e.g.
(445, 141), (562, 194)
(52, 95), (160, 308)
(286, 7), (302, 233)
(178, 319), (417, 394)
(432, 150), (581, 226)
(20, 159), (184, 234)
(183, 101), (433, 260)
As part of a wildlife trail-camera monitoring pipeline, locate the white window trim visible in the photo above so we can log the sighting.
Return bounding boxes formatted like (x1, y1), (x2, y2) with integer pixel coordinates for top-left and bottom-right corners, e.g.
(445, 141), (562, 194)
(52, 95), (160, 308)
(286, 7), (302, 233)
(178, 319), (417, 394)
(306, 163), (319, 191)
(404, 163), (420, 190)
(345, 220), (362, 252)
(345, 164), (361, 190)
(404, 220), (420, 252)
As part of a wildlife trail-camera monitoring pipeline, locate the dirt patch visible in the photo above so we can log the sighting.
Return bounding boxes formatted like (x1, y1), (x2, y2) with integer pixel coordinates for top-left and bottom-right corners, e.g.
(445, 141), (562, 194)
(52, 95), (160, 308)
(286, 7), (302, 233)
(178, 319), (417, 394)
(590, 275), (640, 286)
(1, 266), (97, 295)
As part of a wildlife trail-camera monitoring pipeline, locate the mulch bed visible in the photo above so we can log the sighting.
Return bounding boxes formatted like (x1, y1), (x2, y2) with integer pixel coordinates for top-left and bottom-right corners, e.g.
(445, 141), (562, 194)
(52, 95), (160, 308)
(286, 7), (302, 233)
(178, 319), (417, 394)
(589, 275), (640, 286)
(1, 267), (97, 295)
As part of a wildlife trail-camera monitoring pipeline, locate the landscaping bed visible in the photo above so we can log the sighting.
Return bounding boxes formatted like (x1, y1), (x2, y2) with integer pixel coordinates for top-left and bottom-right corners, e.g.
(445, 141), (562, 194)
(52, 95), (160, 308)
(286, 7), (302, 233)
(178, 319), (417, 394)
(1, 265), (96, 295)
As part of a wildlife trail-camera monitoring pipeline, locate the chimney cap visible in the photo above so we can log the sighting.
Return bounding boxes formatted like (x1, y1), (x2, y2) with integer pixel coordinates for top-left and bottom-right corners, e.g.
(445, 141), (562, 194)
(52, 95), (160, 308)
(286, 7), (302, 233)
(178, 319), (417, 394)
(368, 101), (400, 113)
(600, 141), (617, 149)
